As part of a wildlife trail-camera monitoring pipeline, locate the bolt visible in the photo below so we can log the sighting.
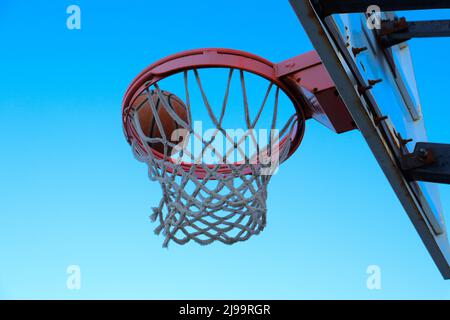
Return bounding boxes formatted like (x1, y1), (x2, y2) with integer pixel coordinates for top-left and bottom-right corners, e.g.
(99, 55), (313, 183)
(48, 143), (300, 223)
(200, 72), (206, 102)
(418, 148), (429, 159)
(395, 132), (409, 146)
(374, 115), (388, 125)
(358, 85), (373, 94)
(368, 79), (383, 86)
(352, 46), (368, 57)
(396, 132), (413, 146)
(285, 61), (295, 68)
(402, 138), (413, 145)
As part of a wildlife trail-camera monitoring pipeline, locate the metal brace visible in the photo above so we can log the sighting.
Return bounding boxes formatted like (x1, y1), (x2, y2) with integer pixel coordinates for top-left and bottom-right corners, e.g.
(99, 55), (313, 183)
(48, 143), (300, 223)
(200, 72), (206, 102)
(313, 0), (450, 16)
(380, 18), (450, 47)
(401, 142), (450, 184)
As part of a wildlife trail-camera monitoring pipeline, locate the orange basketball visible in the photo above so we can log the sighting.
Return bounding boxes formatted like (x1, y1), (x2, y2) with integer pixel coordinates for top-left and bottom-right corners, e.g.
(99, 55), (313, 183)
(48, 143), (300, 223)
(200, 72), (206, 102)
(132, 90), (189, 155)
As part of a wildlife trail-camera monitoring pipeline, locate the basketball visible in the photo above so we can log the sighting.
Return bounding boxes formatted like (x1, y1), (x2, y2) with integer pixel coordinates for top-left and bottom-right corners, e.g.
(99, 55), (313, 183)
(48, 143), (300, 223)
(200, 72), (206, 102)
(132, 90), (189, 155)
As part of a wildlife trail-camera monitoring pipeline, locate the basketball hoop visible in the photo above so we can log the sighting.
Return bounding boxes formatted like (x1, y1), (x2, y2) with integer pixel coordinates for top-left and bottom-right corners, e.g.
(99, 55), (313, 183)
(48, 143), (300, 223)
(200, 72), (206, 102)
(122, 48), (308, 247)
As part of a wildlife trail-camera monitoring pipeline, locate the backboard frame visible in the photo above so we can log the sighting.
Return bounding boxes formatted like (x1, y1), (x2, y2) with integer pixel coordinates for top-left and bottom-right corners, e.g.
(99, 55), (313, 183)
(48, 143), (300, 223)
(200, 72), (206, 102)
(289, 0), (450, 278)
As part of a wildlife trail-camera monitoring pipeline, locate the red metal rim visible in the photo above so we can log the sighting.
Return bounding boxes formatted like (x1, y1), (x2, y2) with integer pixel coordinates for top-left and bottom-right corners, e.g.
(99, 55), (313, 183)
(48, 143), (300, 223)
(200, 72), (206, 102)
(122, 48), (306, 175)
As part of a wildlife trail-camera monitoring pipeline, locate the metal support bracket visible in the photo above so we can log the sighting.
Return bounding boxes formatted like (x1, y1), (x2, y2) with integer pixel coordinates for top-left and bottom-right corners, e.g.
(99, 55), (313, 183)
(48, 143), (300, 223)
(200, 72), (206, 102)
(380, 19), (450, 47)
(313, 0), (450, 16)
(402, 142), (450, 184)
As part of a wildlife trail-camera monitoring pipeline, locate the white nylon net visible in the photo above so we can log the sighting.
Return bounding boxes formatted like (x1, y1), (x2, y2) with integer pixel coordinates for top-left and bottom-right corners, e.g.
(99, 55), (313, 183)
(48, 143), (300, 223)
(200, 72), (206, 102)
(127, 69), (298, 247)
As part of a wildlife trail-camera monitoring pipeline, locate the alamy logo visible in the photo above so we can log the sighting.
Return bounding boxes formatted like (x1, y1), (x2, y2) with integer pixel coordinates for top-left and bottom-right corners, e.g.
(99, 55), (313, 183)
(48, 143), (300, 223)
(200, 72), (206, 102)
(366, 5), (381, 30)
(66, 5), (81, 30)
(167, 122), (281, 176)
(366, 265), (382, 290)
(66, 265), (81, 290)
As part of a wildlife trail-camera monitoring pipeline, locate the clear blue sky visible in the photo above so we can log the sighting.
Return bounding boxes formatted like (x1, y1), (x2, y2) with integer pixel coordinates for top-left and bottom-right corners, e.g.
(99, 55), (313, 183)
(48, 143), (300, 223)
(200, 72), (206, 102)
(0, 0), (450, 299)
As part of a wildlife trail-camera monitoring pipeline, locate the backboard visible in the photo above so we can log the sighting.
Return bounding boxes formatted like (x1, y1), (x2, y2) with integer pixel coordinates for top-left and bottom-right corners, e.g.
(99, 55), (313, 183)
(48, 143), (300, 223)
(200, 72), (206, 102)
(289, 0), (450, 278)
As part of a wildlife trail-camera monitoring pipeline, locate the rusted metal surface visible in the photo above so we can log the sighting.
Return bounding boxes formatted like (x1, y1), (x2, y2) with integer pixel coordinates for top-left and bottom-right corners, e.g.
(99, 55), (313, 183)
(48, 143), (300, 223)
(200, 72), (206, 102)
(402, 143), (450, 184)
